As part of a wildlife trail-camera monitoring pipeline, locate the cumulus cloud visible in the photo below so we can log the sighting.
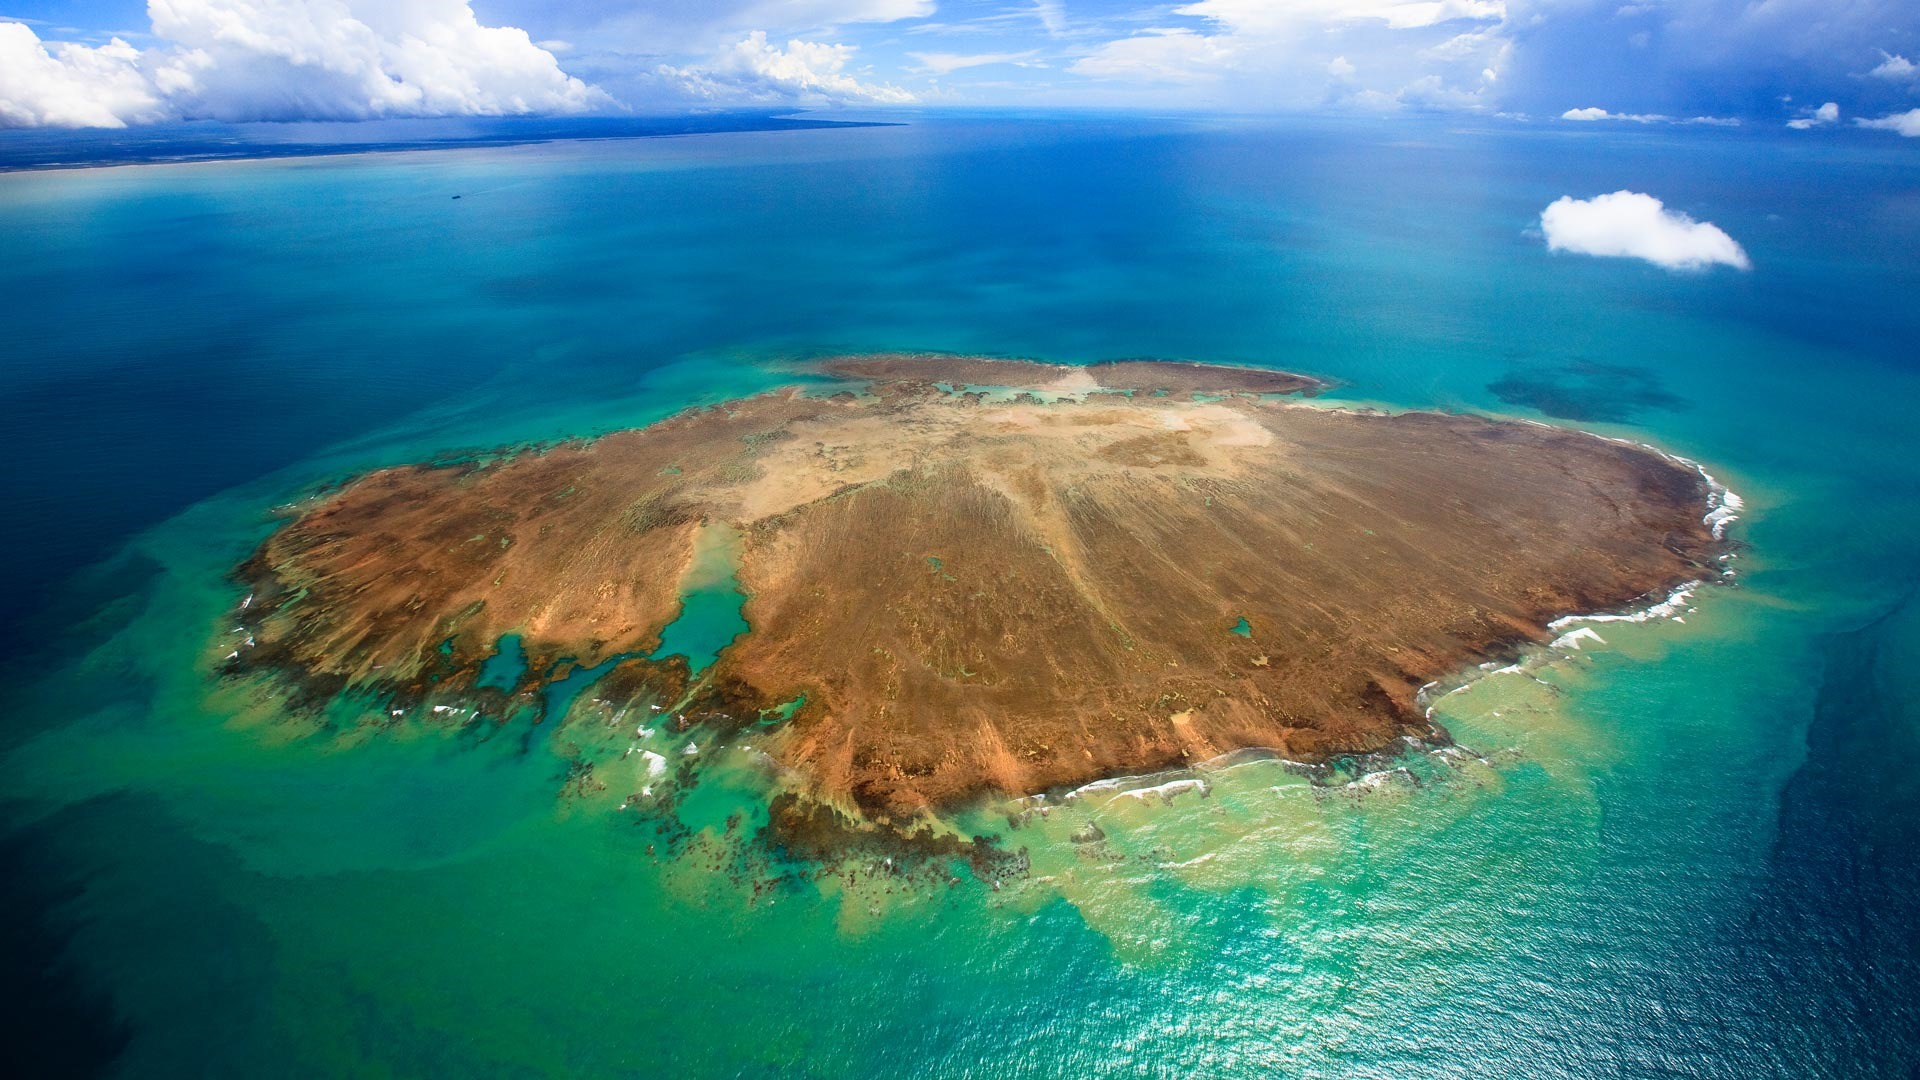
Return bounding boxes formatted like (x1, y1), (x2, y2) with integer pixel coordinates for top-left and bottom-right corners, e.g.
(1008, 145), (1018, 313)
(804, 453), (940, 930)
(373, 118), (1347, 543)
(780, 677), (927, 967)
(0, 1), (605, 128)
(1857, 108), (1920, 136)
(1785, 101), (1838, 128)
(1866, 52), (1916, 80)
(0, 24), (167, 128)
(10, 0), (1917, 120)
(662, 31), (914, 104)
(1540, 191), (1750, 271)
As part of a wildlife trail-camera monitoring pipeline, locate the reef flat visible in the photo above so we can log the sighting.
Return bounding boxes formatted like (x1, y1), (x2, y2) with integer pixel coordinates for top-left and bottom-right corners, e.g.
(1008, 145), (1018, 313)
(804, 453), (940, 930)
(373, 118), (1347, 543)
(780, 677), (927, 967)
(227, 355), (1721, 829)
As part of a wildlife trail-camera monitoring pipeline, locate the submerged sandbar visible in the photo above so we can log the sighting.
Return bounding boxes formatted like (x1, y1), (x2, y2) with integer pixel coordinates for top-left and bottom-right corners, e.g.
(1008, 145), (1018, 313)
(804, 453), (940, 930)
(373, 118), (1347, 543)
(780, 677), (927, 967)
(229, 355), (1722, 825)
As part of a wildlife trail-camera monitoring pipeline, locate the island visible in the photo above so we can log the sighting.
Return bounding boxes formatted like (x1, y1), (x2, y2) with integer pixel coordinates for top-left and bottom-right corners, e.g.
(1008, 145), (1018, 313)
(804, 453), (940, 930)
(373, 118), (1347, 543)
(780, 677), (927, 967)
(226, 355), (1723, 839)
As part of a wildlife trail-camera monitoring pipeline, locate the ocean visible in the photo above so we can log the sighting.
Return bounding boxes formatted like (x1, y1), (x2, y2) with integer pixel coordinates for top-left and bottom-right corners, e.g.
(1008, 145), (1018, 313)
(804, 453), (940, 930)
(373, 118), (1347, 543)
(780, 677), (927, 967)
(0, 113), (1915, 1078)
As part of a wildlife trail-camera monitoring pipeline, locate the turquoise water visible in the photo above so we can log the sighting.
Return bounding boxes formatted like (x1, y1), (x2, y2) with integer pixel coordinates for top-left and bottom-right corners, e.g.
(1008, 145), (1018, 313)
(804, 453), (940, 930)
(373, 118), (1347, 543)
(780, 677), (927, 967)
(650, 524), (751, 675)
(476, 633), (530, 691)
(0, 116), (1916, 1078)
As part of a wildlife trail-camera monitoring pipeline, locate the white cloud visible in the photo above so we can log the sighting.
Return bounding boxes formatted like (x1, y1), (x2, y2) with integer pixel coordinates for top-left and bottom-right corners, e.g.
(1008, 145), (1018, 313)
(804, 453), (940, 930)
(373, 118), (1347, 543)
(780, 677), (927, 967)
(1562, 106), (1664, 121)
(154, 0), (607, 121)
(0, 2), (604, 128)
(1785, 100), (1838, 129)
(1069, 29), (1238, 83)
(572, 0), (933, 59)
(1069, 0), (1507, 96)
(0, 24), (167, 128)
(908, 50), (1042, 76)
(1857, 108), (1920, 136)
(1561, 106), (1737, 126)
(1034, 1), (1068, 35)
(1328, 55), (1357, 78)
(663, 31), (914, 104)
(1173, 0), (1505, 34)
(1540, 191), (1750, 271)
(1376, 0), (1507, 30)
(731, 0), (933, 28)
(1866, 52), (1916, 80)
(790, 0), (933, 19)
(1425, 28), (1497, 61)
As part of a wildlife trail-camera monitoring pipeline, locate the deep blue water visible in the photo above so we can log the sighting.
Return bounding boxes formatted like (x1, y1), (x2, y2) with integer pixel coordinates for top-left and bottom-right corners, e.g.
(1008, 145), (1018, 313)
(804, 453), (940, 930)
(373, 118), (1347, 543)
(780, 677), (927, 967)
(0, 114), (1915, 1078)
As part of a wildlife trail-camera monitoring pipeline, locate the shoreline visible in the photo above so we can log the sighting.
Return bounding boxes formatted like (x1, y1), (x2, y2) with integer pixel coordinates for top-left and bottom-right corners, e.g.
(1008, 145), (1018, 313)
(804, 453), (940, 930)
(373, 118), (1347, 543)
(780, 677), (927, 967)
(219, 352), (1732, 842)
(1005, 416), (1746, 817)
(0, 114), (898, 176)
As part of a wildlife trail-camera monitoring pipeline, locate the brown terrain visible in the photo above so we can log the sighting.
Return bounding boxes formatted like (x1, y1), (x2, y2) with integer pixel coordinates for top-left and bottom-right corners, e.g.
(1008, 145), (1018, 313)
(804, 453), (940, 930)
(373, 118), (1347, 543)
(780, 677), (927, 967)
(229, 355), (1721, 825)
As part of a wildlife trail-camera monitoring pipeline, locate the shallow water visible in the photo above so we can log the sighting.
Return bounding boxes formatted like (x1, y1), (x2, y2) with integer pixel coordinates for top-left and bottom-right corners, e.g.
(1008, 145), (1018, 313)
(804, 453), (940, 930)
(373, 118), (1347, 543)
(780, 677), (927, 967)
(0, 115), (1916, 1078)
(652, 522), (751, 676)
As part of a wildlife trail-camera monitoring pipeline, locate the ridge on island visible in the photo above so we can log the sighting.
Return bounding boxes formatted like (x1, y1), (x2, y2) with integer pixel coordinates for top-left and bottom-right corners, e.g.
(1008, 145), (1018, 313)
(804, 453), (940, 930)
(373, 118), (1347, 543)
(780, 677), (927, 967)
(226, 354), (1722, 832)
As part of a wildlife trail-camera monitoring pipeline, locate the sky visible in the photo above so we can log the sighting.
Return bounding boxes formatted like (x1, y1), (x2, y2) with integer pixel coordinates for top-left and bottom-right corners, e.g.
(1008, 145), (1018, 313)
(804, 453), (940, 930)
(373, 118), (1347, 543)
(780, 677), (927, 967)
(1, 0), (1917, 133)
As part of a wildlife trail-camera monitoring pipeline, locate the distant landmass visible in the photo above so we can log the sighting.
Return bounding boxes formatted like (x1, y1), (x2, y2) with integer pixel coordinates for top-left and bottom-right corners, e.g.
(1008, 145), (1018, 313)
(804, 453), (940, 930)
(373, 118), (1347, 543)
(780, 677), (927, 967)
(0, 113), (896, 173)
(225, 354), (1722, 846)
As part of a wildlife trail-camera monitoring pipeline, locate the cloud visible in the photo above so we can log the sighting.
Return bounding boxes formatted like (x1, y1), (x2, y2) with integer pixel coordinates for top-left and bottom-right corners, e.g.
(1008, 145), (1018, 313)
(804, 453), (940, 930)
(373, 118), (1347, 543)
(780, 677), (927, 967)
(8, 0), (1919, 121)
(1562, 106), (1663, 122)
(1424, 28), (1498, 61)
(756, 0), (932, 21)
(1033, 1), (1068, 36)
(1561, 106), (1737, 126)
(1866, 52), (1916, 80)
(1498, 0), (1920, 128)
(1857, 108), (1920, 136)
(0, 2), (604, 128)
(1053, 0), (1920, 117)
(1540, 191), (1750, 271)
(1069, 0), (1508, 101)
(908, 50), (1042, 76)
(0, 24), (167, 128)
(662, 31), (914, 104)
(568, 0), (929, 57)
(1172, 0), (1506, 34)
(153, 0), (608, 121)
(1785, 100), (1838, 128)
(1069, 29), (1239, 84)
